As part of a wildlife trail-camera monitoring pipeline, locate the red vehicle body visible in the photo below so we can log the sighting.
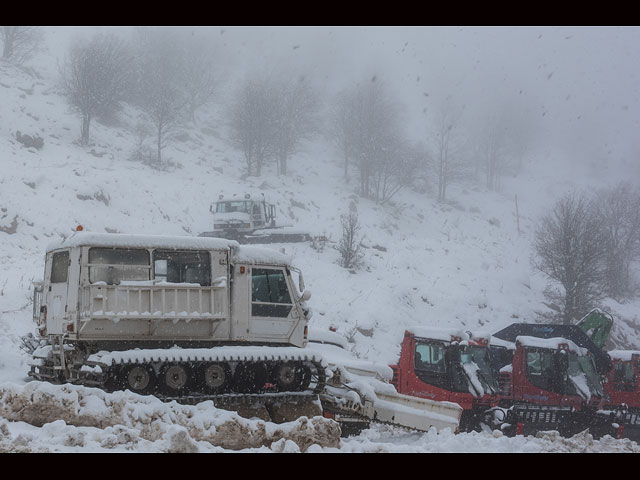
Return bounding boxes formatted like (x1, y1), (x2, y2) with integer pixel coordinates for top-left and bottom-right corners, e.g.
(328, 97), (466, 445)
(604, 350), (640, 410)
(600, 350), (640, 440)
(391, 323), (635, 438)
(493, 335), (609, 436)
(390, 328), (500, 431)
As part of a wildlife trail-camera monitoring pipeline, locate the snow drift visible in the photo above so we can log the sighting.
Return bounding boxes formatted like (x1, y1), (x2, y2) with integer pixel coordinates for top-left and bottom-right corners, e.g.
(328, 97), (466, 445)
(0, 381), (340, 452)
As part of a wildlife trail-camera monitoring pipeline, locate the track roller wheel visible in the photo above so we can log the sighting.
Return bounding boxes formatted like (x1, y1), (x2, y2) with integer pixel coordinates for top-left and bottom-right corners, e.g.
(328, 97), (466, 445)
(200, 362), (231, 394)
(273, 361), (305, 391)
(121, 364), (156, 395)
(160, 363), (191, 394)
(233, 362), (268, 393)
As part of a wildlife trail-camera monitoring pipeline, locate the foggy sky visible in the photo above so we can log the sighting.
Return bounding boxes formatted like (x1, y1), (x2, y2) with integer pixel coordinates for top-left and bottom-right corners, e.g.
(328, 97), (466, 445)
(43, 26), (640, 177)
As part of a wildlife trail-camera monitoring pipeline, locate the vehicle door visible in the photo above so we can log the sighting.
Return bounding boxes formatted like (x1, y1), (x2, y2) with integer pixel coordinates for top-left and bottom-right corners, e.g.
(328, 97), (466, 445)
(249, 266), (297, 340)
(45, 249), (70, 334)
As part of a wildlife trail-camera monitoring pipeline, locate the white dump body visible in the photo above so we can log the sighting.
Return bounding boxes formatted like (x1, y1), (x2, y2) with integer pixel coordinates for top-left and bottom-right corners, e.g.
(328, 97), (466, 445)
(36, 232), (310, 348)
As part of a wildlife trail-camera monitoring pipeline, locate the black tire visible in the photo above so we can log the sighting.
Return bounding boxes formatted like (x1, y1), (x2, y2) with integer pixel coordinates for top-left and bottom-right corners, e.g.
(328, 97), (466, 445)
(233, 362), (268, 393)
(120, 364), (157, 395)
(273, 361), (309, 391)
(199, 362), (231, 394)
(273, 362), (300, 390)
(159, 363), (191, 395)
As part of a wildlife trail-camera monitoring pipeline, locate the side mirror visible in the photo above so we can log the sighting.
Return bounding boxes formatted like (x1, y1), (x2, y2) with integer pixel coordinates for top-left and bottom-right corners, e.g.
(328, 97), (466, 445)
(557, 351), (569, 372)
(296, 270), (305, 293)
(301, 290), (311, 302)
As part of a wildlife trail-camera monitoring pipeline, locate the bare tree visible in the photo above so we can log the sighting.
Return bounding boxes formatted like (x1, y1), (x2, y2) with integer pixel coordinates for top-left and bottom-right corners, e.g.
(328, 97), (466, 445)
(596, 183), (640, 300)
(336, 78), (409, 202)
(60, 33), (131, 146)
(228, 76), (278, 176)
(328, 90), (358, 180)
(479, 115), (510, 191)
(337, 210), (364, 269)
(271, 76), (319, 175)
(134, 29), (186, 165)
(430, 97), (468, 202)
(1, 26), (43, 64)
(179, 36), (219, 123)
(372, 135), (422, 205)
(534, 192), (608, 324)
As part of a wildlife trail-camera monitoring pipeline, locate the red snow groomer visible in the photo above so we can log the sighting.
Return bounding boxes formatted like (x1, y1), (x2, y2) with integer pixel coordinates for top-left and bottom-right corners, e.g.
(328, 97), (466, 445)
(490, 323), (620, 438)
(600, 350), (640, 441)
(390, 327), (500, 432)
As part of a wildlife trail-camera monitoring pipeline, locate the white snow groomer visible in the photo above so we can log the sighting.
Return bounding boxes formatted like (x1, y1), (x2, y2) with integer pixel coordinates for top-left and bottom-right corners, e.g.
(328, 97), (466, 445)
(27, 231), (462, 433)
(200, 193), (311, 244)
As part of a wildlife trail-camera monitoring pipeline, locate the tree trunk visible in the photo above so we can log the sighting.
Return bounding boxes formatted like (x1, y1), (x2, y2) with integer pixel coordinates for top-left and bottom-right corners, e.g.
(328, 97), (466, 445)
(344, 151), (349, 180)
(256, 152), (263, 176)
(80, 114), (91, 146)
(244, 153), (253, 176)
(157, 126), (163, 164)
(2, 28), (13, 59)
(2, 41), (12, 59)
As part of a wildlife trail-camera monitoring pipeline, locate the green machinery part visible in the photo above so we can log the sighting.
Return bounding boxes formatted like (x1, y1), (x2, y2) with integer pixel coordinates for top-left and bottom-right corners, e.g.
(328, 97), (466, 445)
(577, 309), (614, 350)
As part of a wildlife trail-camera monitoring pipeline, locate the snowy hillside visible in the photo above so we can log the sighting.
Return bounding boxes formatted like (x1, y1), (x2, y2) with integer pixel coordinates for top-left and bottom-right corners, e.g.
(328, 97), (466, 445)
(1, 28), (640, 453)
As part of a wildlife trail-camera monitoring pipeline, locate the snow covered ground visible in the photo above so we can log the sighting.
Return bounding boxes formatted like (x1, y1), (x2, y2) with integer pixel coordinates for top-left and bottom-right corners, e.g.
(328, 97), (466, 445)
(1, 28), (640, 452)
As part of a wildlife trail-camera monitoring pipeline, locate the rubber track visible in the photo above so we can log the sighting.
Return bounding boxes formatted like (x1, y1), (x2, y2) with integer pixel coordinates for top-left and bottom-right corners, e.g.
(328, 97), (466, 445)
(78, 347), (328, 403)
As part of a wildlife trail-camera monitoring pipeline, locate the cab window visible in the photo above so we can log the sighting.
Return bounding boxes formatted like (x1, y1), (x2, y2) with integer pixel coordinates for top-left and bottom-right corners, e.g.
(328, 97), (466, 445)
(153, 250), (210, 286)
(614, 362), (637, 392)
(51, 251), (69, 283)
(525, 349), (555, 391)
(415, 343), (446, 373)
(88, 248), (150, 285)
(251, 268), (292, 317)
(216, 201), (250, 213)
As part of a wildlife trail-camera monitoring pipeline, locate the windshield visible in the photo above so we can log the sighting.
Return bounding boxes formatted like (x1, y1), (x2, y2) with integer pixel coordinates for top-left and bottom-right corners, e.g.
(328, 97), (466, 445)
(453, 345), (498, 397)
(567, 353), (604, 399)
(216, 201), (251, 214)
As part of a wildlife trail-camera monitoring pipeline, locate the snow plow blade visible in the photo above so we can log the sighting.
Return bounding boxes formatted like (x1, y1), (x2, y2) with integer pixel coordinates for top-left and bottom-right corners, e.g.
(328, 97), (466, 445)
(320, 388), (462, 433)
(243, 230), (312, 244)
(370, 392), (462, 432)
(198, 230), (312, 244)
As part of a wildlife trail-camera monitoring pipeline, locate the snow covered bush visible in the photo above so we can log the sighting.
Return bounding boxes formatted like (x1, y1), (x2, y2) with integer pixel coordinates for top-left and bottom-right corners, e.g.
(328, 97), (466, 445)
(337, 211), (364, 270)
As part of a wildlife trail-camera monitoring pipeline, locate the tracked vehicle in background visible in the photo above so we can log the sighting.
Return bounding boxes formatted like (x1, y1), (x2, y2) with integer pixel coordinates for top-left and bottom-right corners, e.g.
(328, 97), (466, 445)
(199, 193), (311, 244)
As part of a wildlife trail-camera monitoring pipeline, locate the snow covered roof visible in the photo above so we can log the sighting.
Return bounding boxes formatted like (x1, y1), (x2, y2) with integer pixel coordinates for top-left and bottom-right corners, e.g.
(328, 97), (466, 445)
(47, 232), (295, 267)
(490, 337), (516, 350)
(231, 245), (293, 267)
(515, 335), (587, 355)
(406, 326), (491, 344)
(407, 326), (470, 342)
(215, 192), (268, 202)
(47, 231), (238, 252)
(608, 350), (640, 361)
